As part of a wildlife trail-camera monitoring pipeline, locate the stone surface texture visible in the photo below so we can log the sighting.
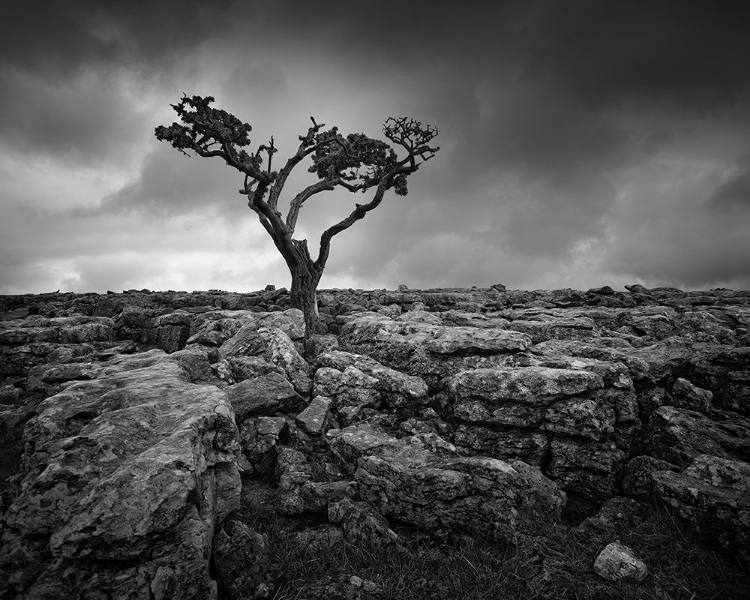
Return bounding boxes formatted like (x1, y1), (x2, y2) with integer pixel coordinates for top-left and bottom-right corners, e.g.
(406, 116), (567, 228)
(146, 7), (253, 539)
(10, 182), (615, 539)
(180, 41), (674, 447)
(1, 284), (749, 595)
(593, 540), (648, 581)
(0, 349), (240, 599)
(652, 454), (750, 564)
(329, 423), (565, 542)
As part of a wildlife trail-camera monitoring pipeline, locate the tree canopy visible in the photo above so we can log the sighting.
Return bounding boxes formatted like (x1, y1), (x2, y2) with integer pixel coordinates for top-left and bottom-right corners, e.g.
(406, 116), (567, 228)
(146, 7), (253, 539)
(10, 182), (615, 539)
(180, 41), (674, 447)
(155, 94), (439, 340)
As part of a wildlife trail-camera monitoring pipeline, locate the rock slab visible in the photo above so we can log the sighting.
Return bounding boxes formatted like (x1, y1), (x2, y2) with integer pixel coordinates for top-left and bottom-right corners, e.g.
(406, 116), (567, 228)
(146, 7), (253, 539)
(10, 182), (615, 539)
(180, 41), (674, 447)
(0, 350), (240, 599)
(330, 424), (566, 543)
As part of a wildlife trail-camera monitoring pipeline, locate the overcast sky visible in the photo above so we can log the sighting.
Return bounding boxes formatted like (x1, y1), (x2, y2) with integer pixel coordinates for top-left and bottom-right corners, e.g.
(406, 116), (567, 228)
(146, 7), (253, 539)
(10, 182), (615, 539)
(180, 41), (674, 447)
(1, 1), (749, 294)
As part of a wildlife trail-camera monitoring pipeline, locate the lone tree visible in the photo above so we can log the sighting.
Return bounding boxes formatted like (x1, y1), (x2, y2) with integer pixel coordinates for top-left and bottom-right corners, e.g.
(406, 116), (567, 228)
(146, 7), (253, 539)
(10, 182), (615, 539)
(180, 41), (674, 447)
(155, 94), (439, 341)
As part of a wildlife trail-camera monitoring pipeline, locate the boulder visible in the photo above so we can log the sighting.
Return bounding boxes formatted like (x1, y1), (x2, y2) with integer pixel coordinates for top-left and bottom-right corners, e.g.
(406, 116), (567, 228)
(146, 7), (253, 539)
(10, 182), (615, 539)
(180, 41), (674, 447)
(0, 343), (59, 379)
(635, 387), (670, 422)
(593, 540), (648, 581)
(316, 365), (381, 424)
(0, 385), (21, 406)
(225, 372), (306, 422)
(314, 351), (429, 421)
(447, 366), (640, 500)
(0, 350), (240, 599)
(340, 315), (532, 389)
(328, 498), (401, 548)
(274, 446), (313, 515)
(439, 311), (510, 329)
(678, 310), (735, 344)
(624, 284), (649, 295)
(653, 454), (750, 565)
(0, 315), (116, 346)
(534, 339), (651, 382)
(671, 377), (713, 414)
(114, 305), (159, 343)
(544, 397), (615, 441)
(453, 424), (549, 466)
(0, 316), (118, 383)
(684, 346), (750, 411)
(26, 361), (102, 394)
(213, 356), (285, 385)
(218, 322), (267, 357)
(587, 286), (616, 296)
(274, 446), (356, 516)
(547, 437), (626, 501)
(190, 308), (304, 343)
(147, 310), (193, 352)
(448, 366), (605, 427)
(329, 424), (565, 543)
(220, 326), (312, 396)
(258, 328), (312, 395)
(238, 416), (289, 475)
(573, 496), (652, 543)
(621, 455), (679, 501)
(505, 317), (597, 343)
(167, 345), (217, 382)
(629, 342), (694, 383)
(296, 395), (333, 436)
(188, 310), (258, 347)
(451, 365), (604, 405)
(627, 313), (677, 341)
(647, 405), (750, 467)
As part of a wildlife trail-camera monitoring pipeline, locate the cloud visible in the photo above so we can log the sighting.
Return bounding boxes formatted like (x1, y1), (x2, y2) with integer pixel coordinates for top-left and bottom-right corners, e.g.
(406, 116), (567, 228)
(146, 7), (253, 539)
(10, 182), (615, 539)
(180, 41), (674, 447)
(0, 0), (238, 79)
(705, 168), (750, 209)
(511, 2), (750, 108)
(3, 1), (750, 295)
(223, 62), (289, 107)
(600, 159), (750, 289)
(97, 145), (245, 217)
(0, 68), (154, 166)
(0, 204), (283, 294)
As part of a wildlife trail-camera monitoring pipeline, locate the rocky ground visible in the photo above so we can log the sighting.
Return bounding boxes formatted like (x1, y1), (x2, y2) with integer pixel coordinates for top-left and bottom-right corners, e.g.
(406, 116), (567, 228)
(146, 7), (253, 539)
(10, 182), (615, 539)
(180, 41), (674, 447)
(0, 284), (749, 599)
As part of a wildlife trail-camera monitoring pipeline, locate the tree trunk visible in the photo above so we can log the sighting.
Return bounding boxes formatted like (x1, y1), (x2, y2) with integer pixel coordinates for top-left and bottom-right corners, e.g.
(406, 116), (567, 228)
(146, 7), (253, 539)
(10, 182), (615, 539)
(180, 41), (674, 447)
(290, 263), (321, 345)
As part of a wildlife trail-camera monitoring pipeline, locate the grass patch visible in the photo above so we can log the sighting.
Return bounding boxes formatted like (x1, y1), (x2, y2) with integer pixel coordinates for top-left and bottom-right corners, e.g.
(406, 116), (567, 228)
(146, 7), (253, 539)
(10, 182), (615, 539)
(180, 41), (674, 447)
(245, 503), (750, 600)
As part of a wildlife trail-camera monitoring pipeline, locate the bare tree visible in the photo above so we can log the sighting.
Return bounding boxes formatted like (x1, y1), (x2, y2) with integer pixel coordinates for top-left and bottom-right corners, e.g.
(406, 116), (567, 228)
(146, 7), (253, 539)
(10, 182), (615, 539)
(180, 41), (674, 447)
(155, 94), (439, 343)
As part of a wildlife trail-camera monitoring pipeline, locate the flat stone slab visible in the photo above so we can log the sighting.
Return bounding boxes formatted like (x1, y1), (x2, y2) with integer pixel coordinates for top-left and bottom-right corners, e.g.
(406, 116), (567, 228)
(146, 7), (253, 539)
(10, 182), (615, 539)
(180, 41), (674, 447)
(342, 315), (532, 356)
(329, 424), (565, 543)
(340, 316), (533, 388)
(0, 316), (116, 346)
(449, 366), (605, 427)
(226, 372), (306, 422)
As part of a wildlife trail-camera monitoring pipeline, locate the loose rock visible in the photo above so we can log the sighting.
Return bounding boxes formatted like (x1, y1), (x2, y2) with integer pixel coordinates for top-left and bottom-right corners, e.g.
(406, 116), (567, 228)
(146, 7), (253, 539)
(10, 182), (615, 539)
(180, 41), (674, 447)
(593, 540), (648, 581)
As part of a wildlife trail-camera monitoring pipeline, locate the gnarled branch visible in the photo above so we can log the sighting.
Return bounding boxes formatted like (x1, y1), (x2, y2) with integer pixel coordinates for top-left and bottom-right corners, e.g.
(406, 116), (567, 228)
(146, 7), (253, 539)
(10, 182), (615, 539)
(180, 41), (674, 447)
(156, 94), (440, 338)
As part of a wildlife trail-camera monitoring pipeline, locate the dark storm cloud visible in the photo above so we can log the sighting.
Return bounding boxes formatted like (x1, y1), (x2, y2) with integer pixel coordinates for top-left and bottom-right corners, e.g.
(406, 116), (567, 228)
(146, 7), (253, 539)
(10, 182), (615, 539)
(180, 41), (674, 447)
(310, 1), (750, 128)
(433, 0), (750, 186)
(7, 0), (749, 173)
(512, 2), (750, 107)
(0, 0), (238, 78)
(0, 70), (149, 164)
(313, 0), (750, 107)
(705, 169), (750, 209)
(600, 158), (750, 290)
(3, 0), (750, 294)
(0, 0), (238, 164)
(254, 0), (750, 275)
